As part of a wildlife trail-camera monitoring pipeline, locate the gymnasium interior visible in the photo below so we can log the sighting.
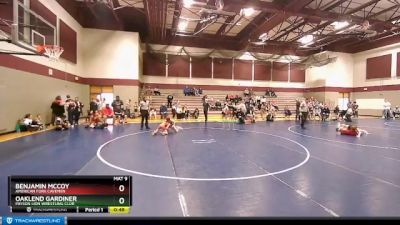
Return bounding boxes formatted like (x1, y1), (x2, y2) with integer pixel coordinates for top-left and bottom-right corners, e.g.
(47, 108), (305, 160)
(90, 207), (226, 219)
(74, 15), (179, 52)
(1, 0), (400, 218)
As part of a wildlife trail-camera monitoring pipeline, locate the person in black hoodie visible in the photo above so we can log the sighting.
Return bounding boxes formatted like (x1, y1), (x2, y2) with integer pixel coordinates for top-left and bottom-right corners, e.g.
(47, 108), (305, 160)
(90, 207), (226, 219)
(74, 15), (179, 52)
(51, 96), (65, 124)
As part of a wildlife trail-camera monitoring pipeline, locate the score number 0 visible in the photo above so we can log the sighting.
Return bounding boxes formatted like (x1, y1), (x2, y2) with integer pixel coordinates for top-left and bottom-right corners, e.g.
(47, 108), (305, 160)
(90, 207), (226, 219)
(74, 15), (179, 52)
(119, 184), (125, 205)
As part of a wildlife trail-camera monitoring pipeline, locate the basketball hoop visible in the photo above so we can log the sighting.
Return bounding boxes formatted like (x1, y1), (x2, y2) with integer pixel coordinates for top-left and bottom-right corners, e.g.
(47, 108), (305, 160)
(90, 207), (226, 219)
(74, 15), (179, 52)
(36, 45), (64, 61)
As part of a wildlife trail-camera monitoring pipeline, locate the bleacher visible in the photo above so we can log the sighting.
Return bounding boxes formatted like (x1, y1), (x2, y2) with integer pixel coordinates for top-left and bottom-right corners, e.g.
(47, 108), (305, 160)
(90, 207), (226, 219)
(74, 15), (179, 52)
(144, 89), (302, 120)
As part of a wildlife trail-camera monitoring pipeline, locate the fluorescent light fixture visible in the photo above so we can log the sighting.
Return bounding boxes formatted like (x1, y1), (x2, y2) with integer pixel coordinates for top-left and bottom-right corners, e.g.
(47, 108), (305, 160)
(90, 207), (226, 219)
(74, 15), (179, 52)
(241, 8), (255, 17)
(183, 0), (194, 7)
(259, 33), (268, 41)
(298, 35), (314, 45)
(331, 21), (349, 30)
(178, 20), (188, 31)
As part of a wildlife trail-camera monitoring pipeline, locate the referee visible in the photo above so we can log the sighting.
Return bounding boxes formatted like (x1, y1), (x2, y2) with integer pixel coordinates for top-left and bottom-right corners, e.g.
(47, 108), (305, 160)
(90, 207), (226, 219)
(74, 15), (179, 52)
(140, 97), (150, 130)
(203, 100), (210, 122)
(299, 99), (308, 129)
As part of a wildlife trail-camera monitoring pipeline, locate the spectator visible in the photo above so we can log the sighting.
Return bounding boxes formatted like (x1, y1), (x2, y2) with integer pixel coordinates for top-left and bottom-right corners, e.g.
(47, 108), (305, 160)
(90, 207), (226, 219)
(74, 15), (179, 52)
(183, 86), (189, 96)
(215, 100), (222, 111)
(167, 94), (174, 108)
(112, 96), (124, 122)
(321, 105), (330, 122)
(244, 88), (250, 97)
(51, 96), (65, 124)
(55, 116), (70, 131)
(160, 103), (168, 119)
(192, 108), (200, 119)
(383, 100), (392, 120)
(74, 97), (84, 126)
(102, 104), (114, 118)
(393, 106), (400, 119)
(66, 96), (76, 126)
(154, 87), (161, 96)
(284, 106), (292, 119)
(198, 88), (203, 95)
(89, 98), (98, 113)
(344, 107), (353, 122)
(352, 101), (359, 118)
(149, 108), (157, 120)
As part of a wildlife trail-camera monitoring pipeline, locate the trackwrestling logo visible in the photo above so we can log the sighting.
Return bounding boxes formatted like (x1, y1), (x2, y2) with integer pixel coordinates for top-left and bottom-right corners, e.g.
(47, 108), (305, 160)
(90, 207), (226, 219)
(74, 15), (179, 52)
(2, 216), (65, 225)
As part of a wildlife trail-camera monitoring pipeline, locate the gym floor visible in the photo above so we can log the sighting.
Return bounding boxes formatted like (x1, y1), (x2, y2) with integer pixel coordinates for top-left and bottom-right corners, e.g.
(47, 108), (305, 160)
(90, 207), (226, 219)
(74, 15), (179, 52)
(0, 119), (399, 217)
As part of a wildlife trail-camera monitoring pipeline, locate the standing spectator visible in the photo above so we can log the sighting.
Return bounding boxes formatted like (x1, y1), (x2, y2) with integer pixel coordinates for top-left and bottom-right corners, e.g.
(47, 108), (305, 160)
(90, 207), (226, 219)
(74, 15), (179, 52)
(203, 99), (210, 122)
(90, 98), (98, 113)
(383, 100), (392, 120)
(74, 97), (84, 125)
(299, 99), (309, 129)
(100, 98), (107, 109)
(112, 96), (124, 120)
(66, 96), (76, 126)
(51, 96), (65, 124)
(321, 104), (330, 121)
(139, 97), (150, 130)
(352, 101), (359, 118)
(167, 94), (174, 108)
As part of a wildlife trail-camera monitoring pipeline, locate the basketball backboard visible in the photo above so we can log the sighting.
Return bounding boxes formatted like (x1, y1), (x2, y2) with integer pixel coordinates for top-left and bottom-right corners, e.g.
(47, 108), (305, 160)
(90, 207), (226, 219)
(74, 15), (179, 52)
(0, 0), (57, 54)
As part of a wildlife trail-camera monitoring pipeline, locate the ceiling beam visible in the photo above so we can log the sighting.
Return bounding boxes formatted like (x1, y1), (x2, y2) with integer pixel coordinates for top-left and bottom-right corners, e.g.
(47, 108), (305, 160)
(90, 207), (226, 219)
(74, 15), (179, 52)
(215, 15), (236, 36)
(238, 0), (313, 49)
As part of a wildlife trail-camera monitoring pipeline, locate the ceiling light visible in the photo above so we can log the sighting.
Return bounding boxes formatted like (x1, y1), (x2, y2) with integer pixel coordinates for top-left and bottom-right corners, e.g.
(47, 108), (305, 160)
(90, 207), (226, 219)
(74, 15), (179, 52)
(298, 35), (314, 45)
(183, 0), (194, 7)
(259, 33), (268, 42)
(332, 21), (349, 30)
(178, 20), (188, 31)
(241, 8), (255, 17)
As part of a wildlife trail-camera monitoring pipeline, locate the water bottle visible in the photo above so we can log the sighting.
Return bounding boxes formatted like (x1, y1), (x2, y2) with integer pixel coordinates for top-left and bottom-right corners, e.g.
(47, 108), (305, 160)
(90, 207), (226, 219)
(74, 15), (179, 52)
(16, 122), (21, 133)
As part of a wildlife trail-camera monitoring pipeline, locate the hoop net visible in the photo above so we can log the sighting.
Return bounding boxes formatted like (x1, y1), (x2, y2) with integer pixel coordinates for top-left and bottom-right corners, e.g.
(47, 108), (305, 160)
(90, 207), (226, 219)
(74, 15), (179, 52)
(36, 45), (64, 61)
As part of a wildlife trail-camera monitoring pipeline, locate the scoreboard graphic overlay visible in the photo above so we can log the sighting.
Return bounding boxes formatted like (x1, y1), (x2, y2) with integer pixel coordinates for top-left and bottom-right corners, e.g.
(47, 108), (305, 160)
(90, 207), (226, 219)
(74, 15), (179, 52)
(8, 176), (132, 214)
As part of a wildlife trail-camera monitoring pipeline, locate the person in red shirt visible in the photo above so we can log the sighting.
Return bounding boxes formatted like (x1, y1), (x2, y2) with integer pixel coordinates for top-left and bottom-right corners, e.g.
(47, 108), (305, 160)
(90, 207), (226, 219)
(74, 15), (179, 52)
(102, 104), (114, 117)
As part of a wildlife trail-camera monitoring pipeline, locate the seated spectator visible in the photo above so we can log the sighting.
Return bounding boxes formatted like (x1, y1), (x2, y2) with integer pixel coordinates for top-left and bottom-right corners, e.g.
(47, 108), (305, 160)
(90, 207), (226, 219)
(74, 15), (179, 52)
(149, 108), (157, 120)
(191, 108), (200, 119)
(393, 106), (400, 118)
(160, 104), (168, 119)
(102, 104), (114, 125)
(236, 109), (246, 124)
(215, 100), (222, 111)
(102, 104), (114, 118)
(332, 105), (340, 121)
(183, 86), (190, 96)
(22, 114), (36, 131)
(244, 88), (250, 97)
(182, 105), (190, 119)
(193, 87), (199, 96)
(284, 106), (292, 119)
(245, 113), (256, 124)
(153, 87), (161, 96)
(344, 107), (353, 122)
(55, 116), (70, 131)
(321, 105), (330, 121)
(198, 88), (203, 95)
